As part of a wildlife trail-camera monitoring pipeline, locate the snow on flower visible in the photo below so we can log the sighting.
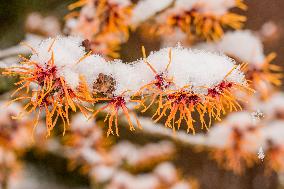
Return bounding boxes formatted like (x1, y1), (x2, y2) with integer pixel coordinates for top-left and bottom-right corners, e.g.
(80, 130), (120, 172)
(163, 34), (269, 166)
(194, 30), (282, 97)
(66, 0), (133, 57)
(131, 46), (250, 133)
(254, 92), (284, 120)
(183, 110), (284, 174)
(66, 0), (247, 58)
(0, 101), (33, 150)
(3, 36), (94, 135)
(259, 121), (284, 172)
(204, 111), (261, 174)
(4, 36), (250, 136)
(147, 0), (246, 40)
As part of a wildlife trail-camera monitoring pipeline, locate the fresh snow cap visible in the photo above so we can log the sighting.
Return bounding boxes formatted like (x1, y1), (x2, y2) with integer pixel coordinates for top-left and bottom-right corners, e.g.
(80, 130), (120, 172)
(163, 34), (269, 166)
(29, 36), (87, 90)
(217, 30), (265, 65)
(137, 46), (246, 93)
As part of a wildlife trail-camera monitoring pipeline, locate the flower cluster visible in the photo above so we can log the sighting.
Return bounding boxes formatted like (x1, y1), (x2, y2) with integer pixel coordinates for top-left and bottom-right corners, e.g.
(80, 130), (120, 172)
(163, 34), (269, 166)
(205, 109), (284, 174)
(205, 112), (260, 174)
(65, 0), (247, 58)
(0, 101), (33, 150)
(0, 101), (34, 188)
(3, 36), (250, 136)
(66, 0), (132, 57)
(3, 37), (94, 136)
(133, 0), (246, 41)
(135, 105), (284, 175)
(194, 30), (282, 98)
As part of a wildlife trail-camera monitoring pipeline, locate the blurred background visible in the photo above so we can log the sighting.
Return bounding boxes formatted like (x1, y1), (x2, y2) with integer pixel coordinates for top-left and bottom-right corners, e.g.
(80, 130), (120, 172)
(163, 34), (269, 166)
(0, 0), (283, 189)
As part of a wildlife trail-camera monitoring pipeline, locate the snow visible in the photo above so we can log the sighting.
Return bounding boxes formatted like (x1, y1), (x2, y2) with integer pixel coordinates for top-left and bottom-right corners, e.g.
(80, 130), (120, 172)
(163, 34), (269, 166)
(154, 162), (178, 184)
(70, 113), (95, 131)
(217, 30), (265, 65)
(205, 112), (261, 150)
(91, 165), (116, 183)
(76, 54), (109, 89)
(255, 92), (284, 117)
(111, 0), (132, 7)
(133, 46), (246, 94)
(260, 121), (284, 146)
(195, 30), (266, 66)
(158, 0), (238, 19)
(14, 36), (247, 98)
(80, 147), (104, 164)
(131, 0), (174, 25)
(29, 36), (87, 90)
(197, 0), (236, 15)
(171, 182), (192, 189)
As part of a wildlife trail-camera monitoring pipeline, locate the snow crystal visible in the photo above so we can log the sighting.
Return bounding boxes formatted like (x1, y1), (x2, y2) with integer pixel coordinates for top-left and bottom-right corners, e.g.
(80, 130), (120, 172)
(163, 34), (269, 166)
(165, 0), (237, 16)
(108, 60), (141, 95)
(251, 110), (264, 124)
(197, 0), (236, 15)
(257, 147), (265, 161)
(175, 0), (198, 9)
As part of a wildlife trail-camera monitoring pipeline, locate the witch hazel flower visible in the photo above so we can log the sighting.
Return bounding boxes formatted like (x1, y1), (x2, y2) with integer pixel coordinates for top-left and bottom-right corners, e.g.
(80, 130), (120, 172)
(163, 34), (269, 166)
(0, 101), (33, 151)
(259, 121), (284, 173)
(143, 0), (246, 40)
(135, 46), (174, 117)
(89, 46), (249, 135)
(195, 30), (282, 97)
(254, 92), (284, 120)
(3, 36), (94, 136)
(4, 36), (250, 136)
(68, 0), (132, 37)
(91, 91), (142, 136)
(198, 110), (284, 174)
(66, 0), (132, 58)
(134, 47), (250, 133)
(206, 111), (261, 174)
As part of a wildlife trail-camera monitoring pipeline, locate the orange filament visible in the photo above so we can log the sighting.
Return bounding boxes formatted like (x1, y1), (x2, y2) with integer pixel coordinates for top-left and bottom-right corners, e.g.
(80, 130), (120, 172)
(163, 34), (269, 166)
(3, 42), (94, 136)
(153, 88), (206, 134)
(152, 5), (246, 41)
(91, 92), (142, 136)
(138, 47), (173, 117)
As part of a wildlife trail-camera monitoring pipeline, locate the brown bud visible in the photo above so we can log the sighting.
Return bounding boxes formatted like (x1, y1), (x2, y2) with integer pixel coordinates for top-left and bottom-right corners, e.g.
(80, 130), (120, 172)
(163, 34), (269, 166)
(93, 73), (116, 97)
